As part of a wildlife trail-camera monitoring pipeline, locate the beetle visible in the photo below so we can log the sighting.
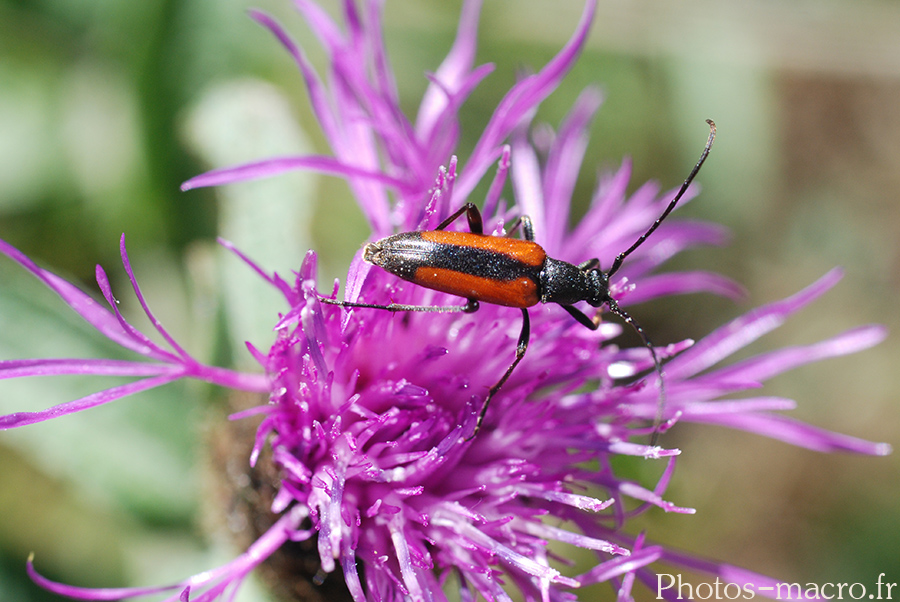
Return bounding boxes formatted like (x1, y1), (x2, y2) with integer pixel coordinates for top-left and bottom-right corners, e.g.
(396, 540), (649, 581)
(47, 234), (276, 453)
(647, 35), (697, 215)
(321, 120), (716, 442)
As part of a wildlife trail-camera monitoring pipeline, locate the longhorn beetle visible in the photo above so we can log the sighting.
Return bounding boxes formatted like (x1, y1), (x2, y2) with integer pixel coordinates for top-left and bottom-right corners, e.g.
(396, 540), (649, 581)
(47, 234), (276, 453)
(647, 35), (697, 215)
(321, 120), (716, 442)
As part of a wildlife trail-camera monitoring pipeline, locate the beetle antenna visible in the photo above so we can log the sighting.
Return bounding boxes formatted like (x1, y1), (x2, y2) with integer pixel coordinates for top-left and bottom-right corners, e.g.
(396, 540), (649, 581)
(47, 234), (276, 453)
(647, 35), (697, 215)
(607, 299), (665, 446)
(607, 119), (716, 279)
(606, 120), (716, 446)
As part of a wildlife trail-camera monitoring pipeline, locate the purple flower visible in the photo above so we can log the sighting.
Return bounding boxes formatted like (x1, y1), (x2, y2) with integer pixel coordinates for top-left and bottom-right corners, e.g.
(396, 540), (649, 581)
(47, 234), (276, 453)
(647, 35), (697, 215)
(0, 1), (890, 601)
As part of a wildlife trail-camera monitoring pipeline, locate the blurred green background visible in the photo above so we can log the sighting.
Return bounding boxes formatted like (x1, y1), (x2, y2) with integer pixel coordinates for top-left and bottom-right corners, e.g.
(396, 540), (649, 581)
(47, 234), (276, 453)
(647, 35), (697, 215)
(1, 0), (897, 600)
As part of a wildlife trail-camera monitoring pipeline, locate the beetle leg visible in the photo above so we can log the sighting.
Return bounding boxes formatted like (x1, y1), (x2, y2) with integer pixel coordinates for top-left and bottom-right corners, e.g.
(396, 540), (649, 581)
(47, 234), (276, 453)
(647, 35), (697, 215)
(568, 296), (666, 446)
(504, 215), (535, 241)
(562, 304), (600, 330)
(577, 258), (600, 271)
(435, 202), (483, 234)
(520, 216), (535, 241)
(320, 297), (479, 314)
(466, 308), (530, 441)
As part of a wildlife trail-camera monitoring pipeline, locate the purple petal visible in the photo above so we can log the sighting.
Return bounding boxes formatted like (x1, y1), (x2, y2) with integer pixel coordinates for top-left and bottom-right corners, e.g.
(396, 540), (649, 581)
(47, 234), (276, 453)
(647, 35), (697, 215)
(217, 237), (297, 305)
(0, 238), (167, 359)
(1, 373), (183, 429)
(189, 364), (268, 392)
(0, 358), (178, 379)
(624, 270), (746, 305)
(181, 154), (409, 192)
(680, 397), (798, 415)
(420, 63), (495, 172)
(666, 268), (844, 380)
(522, 521), (630, 556)
(687, 411), (891, 455)
(565, 159), (632, 255)
(250, 9), (341, 146)
(445, 517), (578, 587)
(292, 0), (344, 51)
(93, 263), (176, 361)
(710, 324), (887, 385)
(119, 235), (193, 361)
(455, 0), (598, 202)
(482, 145), (511, 219)
(541, 88), (603, 253)
(416, 0), (483, 137)
(28, 551), (183, 601)
(362, 0), (401, 124)
(577, 546), (664, 586)
(28, 506), (308, 601)
(510, 125), (544, 235)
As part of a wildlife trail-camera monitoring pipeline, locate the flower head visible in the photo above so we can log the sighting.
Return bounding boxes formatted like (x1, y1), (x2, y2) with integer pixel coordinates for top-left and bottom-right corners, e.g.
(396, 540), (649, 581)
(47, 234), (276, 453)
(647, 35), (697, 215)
(0, 1), (890, 601)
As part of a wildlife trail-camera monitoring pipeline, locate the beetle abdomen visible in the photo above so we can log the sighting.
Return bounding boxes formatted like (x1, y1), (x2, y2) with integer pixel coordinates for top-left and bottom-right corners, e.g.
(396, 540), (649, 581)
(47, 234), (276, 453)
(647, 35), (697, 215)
(364, 231), (545, 307)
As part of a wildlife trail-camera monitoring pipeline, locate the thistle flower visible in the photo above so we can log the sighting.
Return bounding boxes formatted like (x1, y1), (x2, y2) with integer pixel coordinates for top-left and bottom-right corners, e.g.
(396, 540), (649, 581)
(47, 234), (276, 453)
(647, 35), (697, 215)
(0, 1), (890, 601)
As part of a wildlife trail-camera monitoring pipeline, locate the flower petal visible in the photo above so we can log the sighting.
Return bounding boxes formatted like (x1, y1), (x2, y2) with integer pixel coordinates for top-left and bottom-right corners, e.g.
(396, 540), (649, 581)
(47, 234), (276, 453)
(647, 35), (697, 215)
(1, 373), (182, 429)
(666, 268), (844, 380)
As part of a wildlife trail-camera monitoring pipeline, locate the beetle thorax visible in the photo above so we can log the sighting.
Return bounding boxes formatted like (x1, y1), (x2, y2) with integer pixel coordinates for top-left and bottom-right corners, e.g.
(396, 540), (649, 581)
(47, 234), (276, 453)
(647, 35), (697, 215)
(540, 257), (608, 307)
